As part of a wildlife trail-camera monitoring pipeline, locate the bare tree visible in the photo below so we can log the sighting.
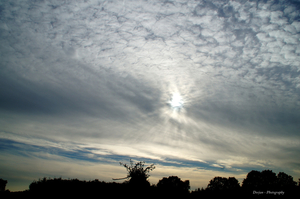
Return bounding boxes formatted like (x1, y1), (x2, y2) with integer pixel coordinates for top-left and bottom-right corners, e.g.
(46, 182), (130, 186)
(113, 159), (155, 187)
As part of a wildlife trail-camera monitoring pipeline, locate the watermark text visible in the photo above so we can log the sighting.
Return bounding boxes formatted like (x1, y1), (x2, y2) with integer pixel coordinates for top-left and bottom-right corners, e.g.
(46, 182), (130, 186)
(253, 190), (284, 195)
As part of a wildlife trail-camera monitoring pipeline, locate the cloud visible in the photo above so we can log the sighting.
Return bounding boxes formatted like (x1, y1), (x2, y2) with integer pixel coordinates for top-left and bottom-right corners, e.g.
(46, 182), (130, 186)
(1, 0), (300, 191)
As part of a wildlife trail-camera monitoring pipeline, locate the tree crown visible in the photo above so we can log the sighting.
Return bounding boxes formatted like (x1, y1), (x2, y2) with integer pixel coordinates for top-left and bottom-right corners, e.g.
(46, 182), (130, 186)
(114, 159), (155, 186)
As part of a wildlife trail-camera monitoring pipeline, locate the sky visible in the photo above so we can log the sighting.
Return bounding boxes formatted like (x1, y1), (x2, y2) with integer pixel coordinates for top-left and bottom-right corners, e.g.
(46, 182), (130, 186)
(1, 0), (300, 191)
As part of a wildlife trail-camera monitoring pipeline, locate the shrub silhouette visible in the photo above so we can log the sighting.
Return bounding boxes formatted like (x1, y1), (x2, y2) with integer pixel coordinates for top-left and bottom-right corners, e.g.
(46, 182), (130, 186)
(29, 177), (129, 197)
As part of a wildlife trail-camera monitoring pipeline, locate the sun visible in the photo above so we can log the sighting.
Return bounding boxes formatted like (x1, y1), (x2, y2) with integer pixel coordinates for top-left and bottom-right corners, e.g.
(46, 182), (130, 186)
(169, 93), (184, 110)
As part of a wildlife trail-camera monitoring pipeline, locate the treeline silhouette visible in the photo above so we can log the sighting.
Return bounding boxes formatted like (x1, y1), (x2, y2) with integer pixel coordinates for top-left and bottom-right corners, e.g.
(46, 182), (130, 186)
(191, 170), (299, 198)
(1, 161), (299, 198)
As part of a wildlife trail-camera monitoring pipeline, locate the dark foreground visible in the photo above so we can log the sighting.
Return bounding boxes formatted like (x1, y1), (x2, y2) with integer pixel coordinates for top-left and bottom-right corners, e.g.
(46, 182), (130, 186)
(1, 179), (298, 199)
(1, 169), (299, 198)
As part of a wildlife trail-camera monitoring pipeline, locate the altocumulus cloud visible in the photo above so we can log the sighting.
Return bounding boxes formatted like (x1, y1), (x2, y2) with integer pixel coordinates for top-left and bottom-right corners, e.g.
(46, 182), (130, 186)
(1, 0), (300, 191)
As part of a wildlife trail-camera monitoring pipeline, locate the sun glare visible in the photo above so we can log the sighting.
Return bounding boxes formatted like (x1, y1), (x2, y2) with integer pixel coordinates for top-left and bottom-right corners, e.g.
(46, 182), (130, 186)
(169, 93), (184, 110)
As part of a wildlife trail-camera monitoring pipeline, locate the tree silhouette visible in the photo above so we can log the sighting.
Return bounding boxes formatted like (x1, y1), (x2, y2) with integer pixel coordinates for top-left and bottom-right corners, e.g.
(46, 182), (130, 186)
(260, 170), (277, 189)
(206, 176), (240, 191)
(277, 172), (296, 189)
(242, 170), (262, 190)
(157, 176), (190, 195)
(0, 179), (7, 192)
(114, 159), (155, 187)
(207, 177), (227, 191)
(242, 170), (297, 191)
(227, 177), (240, 189)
